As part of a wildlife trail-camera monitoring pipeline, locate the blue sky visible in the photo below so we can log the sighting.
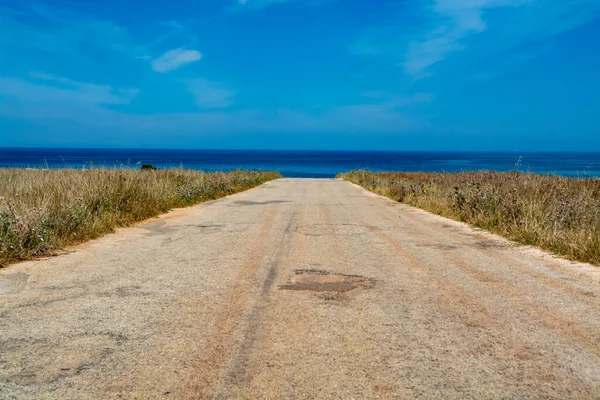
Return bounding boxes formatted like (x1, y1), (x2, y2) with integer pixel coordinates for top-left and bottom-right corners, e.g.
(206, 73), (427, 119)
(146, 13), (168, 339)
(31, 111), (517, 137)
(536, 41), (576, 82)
(0, 0), (599, 150)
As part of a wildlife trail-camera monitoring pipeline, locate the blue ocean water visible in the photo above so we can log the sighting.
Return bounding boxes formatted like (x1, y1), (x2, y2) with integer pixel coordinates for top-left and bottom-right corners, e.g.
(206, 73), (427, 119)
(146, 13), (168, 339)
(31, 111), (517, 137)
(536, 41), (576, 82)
(1, 148), (600, 178)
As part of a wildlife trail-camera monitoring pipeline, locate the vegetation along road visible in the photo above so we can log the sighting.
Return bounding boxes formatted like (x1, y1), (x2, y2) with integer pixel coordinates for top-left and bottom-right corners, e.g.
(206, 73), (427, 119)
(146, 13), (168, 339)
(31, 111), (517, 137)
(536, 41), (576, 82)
(1, 178), (600, 398)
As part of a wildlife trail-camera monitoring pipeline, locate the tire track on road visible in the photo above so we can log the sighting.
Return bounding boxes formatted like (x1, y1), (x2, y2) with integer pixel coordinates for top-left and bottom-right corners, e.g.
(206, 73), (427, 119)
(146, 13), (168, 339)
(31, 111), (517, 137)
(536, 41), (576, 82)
(180, 203), (281, 399)
(214, 182), (307, 396)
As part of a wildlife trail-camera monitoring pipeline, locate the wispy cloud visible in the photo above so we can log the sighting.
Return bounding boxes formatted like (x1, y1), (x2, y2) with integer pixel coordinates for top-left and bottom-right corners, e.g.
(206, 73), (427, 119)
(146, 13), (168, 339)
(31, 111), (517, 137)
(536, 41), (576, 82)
(349, 0), (600, 79)
(0, 73), (139, 107)
(151, 48), (203, 73)
(185, 79), (235, 109)
(268, 93), (433, 133)
(403, 0), (600, 77)
(0, 71), (430, 138)
(403, 0), (527, 77)
(0, 4), (202, 75)
(0, 4), (132, 60)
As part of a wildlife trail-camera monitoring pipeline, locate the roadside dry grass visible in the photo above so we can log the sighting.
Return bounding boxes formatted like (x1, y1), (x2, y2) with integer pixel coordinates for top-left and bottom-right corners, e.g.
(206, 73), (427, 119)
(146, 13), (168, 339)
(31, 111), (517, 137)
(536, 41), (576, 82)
(0, 168), (281, 266)
(340, 170), (600, 265)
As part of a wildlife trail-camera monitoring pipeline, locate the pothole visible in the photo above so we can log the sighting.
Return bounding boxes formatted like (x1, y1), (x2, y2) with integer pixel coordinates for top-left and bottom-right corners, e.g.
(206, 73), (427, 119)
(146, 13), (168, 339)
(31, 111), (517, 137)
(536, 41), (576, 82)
(279, 270), (374, 293)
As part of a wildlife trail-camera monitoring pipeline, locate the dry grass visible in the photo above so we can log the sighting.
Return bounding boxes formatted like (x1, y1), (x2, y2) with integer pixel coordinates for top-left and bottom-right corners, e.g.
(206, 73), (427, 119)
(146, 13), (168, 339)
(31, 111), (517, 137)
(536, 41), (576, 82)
(340, 170), (600, 265)
(0, 168), (281, 266)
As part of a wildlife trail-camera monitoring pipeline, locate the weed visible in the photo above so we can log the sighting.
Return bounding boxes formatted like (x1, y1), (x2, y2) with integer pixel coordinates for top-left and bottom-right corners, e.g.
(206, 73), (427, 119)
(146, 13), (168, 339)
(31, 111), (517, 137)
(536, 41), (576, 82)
(340, 170), (600, 265)
(0, 168), (281, 266)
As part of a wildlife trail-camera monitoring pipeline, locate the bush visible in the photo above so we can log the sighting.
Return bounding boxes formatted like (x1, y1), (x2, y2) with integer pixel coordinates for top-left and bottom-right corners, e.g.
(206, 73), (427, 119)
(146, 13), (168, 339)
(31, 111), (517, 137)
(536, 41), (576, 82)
(0, 168), (281, 266)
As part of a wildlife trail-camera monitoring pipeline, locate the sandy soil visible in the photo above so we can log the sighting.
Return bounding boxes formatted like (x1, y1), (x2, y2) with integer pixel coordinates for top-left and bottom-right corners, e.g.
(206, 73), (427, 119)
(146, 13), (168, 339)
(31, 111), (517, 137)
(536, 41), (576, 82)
(1, 178), (599, 399)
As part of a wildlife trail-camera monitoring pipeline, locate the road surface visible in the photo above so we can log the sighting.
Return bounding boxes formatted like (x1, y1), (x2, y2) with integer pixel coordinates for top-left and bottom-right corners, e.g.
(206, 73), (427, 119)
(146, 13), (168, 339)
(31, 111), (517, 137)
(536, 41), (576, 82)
(1, 178), (600, 399)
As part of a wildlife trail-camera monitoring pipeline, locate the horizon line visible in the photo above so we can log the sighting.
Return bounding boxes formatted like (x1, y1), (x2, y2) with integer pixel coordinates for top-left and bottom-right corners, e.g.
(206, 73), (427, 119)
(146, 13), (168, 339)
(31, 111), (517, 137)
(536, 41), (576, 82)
(2, 147), (600, 154)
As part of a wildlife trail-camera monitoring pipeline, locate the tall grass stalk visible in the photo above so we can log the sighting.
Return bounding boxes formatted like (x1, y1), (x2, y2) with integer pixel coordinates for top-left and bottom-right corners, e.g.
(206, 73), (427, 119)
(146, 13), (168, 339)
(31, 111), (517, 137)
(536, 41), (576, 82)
(340, 170), (600, 265)
(0, 168), (281, 266)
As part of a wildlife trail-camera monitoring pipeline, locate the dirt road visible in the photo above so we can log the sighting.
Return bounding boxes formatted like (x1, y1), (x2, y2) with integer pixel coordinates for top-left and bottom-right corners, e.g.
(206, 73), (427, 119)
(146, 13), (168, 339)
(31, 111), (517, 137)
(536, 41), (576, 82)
(1, 178), (600, 399)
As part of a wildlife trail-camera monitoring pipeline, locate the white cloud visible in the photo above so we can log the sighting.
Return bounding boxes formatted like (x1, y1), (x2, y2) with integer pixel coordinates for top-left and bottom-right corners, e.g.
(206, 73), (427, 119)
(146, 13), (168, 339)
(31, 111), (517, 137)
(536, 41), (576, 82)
(402, 0), (600, 77)
(151, 48), (202, 73)
(0, 5), (200, 75)
(0, 73), (431, 138)
(268, 95), (432, 133)
(0, 4), (133, 60)
(348, 0), (600, 79)
(1, 73), (139, 106)
(185, 79), (235, 109)
(403, 0), (525, 77)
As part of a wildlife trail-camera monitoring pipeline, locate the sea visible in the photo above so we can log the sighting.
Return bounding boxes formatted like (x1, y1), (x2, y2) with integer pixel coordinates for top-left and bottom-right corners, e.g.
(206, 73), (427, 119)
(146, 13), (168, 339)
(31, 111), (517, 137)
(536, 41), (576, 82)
(1, 148), (600, 178)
